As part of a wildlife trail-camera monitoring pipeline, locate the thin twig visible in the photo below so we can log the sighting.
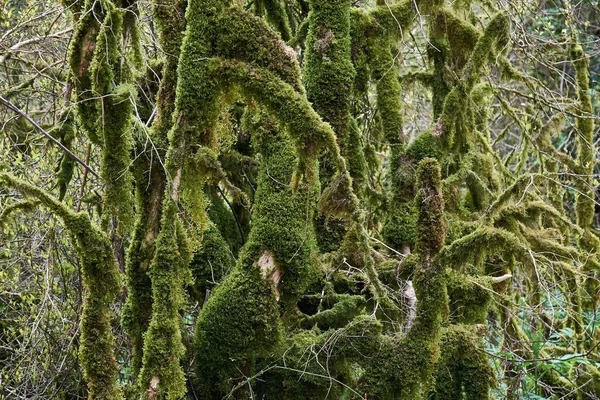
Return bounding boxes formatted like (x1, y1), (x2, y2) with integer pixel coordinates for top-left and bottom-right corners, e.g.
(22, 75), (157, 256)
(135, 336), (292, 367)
(0, 95), (99, 179)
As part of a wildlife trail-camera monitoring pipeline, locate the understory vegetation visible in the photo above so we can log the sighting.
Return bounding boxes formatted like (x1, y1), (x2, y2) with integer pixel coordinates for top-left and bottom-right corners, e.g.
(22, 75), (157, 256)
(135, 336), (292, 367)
(0, 0), (599, 398)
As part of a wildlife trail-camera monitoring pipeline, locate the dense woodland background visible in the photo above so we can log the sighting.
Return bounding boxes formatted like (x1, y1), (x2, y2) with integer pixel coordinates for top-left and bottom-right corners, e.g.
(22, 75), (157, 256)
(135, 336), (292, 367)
(0, 0), (599, 398)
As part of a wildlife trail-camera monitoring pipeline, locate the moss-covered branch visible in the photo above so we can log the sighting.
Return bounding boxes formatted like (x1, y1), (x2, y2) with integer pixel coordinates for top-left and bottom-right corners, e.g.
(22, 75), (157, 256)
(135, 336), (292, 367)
(0, 173), (122, 399)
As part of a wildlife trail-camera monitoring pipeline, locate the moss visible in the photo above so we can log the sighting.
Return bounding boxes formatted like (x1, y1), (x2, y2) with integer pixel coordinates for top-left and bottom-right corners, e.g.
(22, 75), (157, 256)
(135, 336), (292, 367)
(370, 0), (416, 35)
(122, 0), (187, 379)
(0, 173), (122, 399)
(433, 325), (495, 400)
(430, 8), (480, 70)
(68, 0), (103, 144)
(99, 83), (135, 232)
(261, 0), (292, 42)
(435, 12), (509, 150)
(51, 115), (77, 201)
(83, 3), (135, 232)
(138, 200), (192, 399)
(357, 159), (449, 399)
(301, 294), (365, 331)
(188, 222), (235, 305)
(383, 200), (417, 250)
(245, 108), (320, 306)
(370, 36), (404, 146)
(193, 252), (282, 397)
(571, 43), (596, 253)
(415, 158), (445, 256)
(194, 109), (320, 395)
(215, 8), (303, 91)
(210, 58), (351, 183)
(0, 200), (39, 228)
(442, 226), (525, 271)
(303, 0), (354, 140)
(383, 133), (443, 255)
(254, 329), (350, 399)
(206, 186), (245, 254)
(407, 131), (444, 162)
(571, 362), (600, 400)
(446, 271), (492, 324)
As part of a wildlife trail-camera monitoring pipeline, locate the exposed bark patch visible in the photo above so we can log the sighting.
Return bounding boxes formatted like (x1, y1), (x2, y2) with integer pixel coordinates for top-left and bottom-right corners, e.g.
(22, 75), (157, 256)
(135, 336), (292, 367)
(257, 249), (282, 301)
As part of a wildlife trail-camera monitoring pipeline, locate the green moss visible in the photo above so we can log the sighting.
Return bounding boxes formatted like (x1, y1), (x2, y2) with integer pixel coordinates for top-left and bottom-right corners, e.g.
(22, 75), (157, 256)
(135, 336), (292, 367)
(407, 131), (444, 162)
(188, 222), (235, 305)
(122, 0), (187, 379)
(446, 271), (492, 324)
(210, 58), (351, 183)
(300, 283), (366, 330)
(383, 200), (417, 250)
(194, 109), (320, 395)
(431, 8), (480, 70)
(138, 200), (192, 399)
(254, 329), (350, 399)
(415, 158), (445, 256)
(370, 36), (404, 146)
(571, 44), (596, 249)
(206, 187), (245, 254)
(194, 252), (282, 397)
(68, 0), (103, 144)
(0, 173), (122, 399)
(261, 0), (292, 42)
(215, 8), (303, 91)
(572, 362), (600, 399)
(82, 4), (136, 232)
(0, 200), (39, 227)
(303, 0), (354, 139)
(245, 108), (320, 306)
(357, 159), (448, 399)
(302, 0), (359, 248)
(435, 12), (509, 150)
(51, 115), (76, 201)
(433, 325), (495, 400)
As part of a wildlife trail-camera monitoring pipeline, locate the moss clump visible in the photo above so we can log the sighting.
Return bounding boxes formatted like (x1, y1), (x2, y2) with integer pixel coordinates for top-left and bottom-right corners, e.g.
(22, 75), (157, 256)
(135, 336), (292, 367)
(303, 0), (354, 140)
(571, 43), (597, 271)
(122, 0), (187, 379)
(83, 3), (135, 232)
(260, 0), (292, 42)
(194, 253), (282, 397)
(383, 200), (417, 251)
(435, 12), (509, 151)
(50, 115), (76, 201)
(415, 158), (445, 256)
(244, 108), (320, 307)
(206, 186), (245, 254)
(571, 362), (600, 400)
